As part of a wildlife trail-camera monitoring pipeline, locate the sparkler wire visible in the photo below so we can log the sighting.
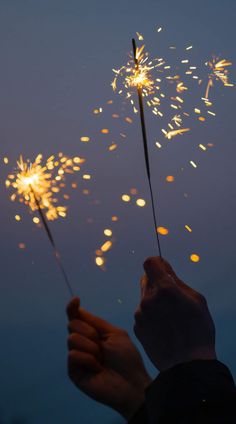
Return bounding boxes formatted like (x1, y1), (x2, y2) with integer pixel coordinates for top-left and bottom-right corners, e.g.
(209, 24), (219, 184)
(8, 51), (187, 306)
(132, 38), (162, 258)
(30, 185), (74, 297)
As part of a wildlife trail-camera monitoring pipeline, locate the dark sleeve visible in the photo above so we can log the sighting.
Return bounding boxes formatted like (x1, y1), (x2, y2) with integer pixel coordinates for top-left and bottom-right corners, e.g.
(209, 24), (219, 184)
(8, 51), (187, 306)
(128, 403), (148, 424)
(128, 359), (236, 424)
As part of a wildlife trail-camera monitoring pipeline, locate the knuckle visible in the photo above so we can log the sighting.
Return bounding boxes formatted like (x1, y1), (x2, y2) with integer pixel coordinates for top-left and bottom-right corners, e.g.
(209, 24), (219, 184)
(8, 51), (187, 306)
(67, 333), (77, 348)
(143, 256), (156, 269)
(196, 292), (207, 305)
(67, 319), (77, 333)
(68, 349), (77, 363)
(89, 328), (97, 339)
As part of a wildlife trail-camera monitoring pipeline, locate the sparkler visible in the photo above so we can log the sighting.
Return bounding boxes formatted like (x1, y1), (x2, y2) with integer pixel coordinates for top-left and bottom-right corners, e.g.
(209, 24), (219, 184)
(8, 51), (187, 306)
(132, 38), (162, 257)
(6, 154), (83, 296)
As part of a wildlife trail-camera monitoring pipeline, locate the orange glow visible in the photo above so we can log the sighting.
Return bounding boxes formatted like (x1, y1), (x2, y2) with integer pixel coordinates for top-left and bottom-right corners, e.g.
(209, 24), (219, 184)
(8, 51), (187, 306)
(190, 254), (200, 263)
(157, 226), (169, 235)
(166, 175), (175, 182)
(111, 215), (118, 222)
(109, 144), (117, 151)
(101, 241), (112, 252)
(101, 129), (109, 134)
(18, 243), (26, 249)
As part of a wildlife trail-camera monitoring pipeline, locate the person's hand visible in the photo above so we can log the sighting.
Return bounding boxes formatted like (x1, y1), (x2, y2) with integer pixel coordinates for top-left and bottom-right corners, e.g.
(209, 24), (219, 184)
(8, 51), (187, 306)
(67, 298), (152, 420)
(134, 257), (216, 372)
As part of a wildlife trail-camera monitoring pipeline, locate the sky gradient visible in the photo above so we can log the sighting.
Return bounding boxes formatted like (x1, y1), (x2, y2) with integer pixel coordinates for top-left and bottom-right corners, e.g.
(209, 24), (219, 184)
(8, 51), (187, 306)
(0, 1), (235, 423)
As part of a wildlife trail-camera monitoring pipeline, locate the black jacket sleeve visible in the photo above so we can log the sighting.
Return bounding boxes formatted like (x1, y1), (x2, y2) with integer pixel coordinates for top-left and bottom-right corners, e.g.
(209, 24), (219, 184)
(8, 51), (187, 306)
(129, 360), (236, 424)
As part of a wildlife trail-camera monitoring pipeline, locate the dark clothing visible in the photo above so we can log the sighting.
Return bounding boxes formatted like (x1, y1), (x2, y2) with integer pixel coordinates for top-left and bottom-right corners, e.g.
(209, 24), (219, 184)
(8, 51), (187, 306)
(129, 360), (236, 423)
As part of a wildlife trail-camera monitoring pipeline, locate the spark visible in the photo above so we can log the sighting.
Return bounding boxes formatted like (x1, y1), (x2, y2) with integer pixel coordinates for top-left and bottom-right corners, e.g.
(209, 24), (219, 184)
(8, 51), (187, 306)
(18, 243), (26, 249)
(190, 160), (197, 168)
(166, 175), (175, 182)
(136, 32), (144, 40)
(111, 215), (118, 222)
(109, 144), (118, 151)
(80, 136), (90, 142)
(205, 57), (233, 98)
(7, 154), (82, 221)
(157, 227), (169, 235)
(185, 225), (192, 233)
(165, 128), (190, 140)
(122, 194), (131, 202)
(172, 114), (182, 127)
(176, 82), (188, 93)
(95, 257), (105, 267)
(190, 254), (200, 263)
(104, 229), (113, 237)
(101, 241), (113, 252)
(83, 174), (91, 180)
(136, 198), (146, 207)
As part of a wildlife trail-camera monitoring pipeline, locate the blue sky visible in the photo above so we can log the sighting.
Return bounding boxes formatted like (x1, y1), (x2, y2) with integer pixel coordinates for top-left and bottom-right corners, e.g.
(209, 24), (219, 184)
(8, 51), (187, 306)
(0, 1), (235, 422)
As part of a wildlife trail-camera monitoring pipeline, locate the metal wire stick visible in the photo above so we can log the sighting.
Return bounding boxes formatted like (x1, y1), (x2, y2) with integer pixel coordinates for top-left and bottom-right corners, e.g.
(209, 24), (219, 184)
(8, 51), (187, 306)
(132, 38), (162, 258)
(30, 185), (74, 297)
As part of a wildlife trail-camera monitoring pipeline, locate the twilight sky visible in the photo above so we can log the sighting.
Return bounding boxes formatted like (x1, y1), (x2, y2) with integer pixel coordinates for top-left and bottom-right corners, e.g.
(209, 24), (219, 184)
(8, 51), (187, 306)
(0, 1), (235, 423)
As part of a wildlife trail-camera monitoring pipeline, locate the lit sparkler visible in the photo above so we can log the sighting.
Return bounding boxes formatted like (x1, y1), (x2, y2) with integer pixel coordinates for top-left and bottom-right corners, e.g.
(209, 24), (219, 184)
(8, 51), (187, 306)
(6, 153), (83, 295)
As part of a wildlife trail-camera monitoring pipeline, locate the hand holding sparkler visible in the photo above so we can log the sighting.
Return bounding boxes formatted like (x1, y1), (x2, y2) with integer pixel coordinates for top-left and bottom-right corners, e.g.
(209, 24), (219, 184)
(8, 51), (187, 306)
(134, 257), (216, 371)
(67, 297), (152, 420)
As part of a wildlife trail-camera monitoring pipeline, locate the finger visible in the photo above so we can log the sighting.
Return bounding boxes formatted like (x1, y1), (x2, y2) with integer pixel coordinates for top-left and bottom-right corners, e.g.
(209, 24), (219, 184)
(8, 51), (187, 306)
(68, 350), (102, 378)
(143, 256), (175, 288)
(140, 275), (148, 297)
(162, 259), (196, 294)
(79, 308), (119, 336)
(66, 297), (80, 320)
(68, 319), (100, 342)
(67, 333), (102, 360)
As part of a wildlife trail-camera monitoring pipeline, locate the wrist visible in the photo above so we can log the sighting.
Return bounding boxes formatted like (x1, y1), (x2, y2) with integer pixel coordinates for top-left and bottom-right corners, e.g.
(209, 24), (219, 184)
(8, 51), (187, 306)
(119, 376), (152, 420)
(120, 391), (146, 420)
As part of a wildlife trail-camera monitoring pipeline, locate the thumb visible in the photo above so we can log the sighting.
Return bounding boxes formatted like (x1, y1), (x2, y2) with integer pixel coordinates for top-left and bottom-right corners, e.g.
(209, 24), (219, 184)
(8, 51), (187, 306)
(66, 297), (80, 320)
(143, 256), (171, 287)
